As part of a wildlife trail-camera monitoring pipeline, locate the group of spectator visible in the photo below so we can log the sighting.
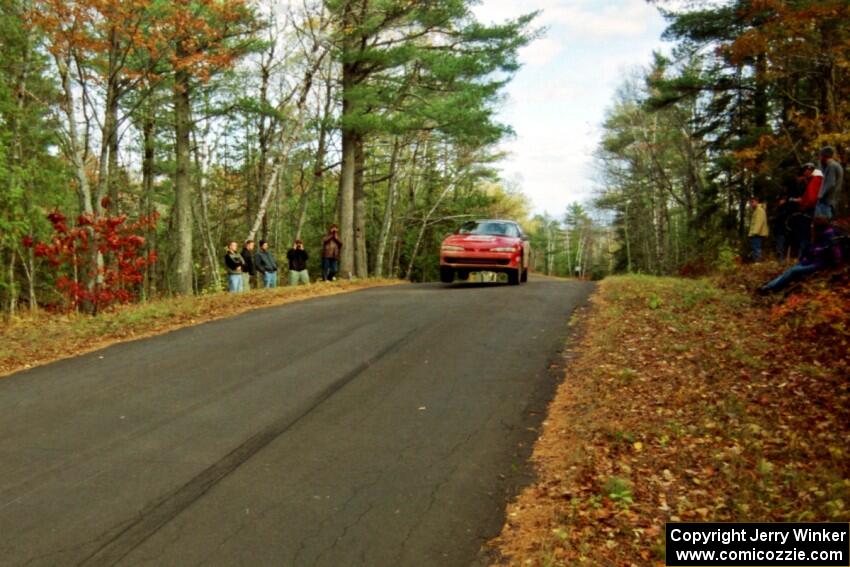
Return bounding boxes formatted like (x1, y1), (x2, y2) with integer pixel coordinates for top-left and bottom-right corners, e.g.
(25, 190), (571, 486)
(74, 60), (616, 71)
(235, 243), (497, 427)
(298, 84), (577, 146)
(223, 224), (344, 293)
(750, 146), (846, 294)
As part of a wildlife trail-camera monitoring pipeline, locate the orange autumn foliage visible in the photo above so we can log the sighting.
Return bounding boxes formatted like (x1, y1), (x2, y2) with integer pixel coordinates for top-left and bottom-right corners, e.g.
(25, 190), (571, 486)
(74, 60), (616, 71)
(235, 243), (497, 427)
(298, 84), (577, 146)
(770, 268), (850, 374)
(30, 0), (258, 87)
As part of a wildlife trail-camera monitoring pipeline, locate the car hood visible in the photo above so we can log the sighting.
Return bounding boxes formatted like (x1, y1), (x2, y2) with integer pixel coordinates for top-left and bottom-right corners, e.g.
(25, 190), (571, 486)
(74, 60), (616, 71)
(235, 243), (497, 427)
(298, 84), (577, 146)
(442, 234), (521, 251)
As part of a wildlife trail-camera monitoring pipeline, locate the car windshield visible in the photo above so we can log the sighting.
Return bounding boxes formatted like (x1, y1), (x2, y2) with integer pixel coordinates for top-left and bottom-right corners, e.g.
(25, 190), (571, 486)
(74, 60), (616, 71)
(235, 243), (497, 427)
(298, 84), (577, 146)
(457, 221), (518, 237)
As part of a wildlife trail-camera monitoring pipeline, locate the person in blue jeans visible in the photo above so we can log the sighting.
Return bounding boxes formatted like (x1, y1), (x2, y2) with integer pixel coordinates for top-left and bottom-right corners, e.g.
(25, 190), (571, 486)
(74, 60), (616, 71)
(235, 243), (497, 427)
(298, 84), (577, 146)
(223, 241), (245, 292)
(758, 221), (843, 294)
(321, 224), (342, 281)
(255, 239), (278, 288)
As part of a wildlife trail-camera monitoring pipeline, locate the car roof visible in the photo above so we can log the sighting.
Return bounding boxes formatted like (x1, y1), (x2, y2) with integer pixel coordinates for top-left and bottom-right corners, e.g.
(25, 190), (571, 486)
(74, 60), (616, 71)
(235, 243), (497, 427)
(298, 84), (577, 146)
(467, 219), (520, 225)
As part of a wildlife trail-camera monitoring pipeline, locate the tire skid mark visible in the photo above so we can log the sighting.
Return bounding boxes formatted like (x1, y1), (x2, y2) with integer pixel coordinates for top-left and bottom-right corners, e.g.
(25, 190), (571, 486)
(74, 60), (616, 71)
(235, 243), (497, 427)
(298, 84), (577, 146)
(0, 318), (372, 508)
(74, 327), (421, 567)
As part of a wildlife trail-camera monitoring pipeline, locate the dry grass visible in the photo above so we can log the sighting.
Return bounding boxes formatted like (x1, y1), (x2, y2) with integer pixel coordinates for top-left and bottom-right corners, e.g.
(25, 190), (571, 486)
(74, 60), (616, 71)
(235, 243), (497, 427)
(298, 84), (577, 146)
(0, 279), (404, 378)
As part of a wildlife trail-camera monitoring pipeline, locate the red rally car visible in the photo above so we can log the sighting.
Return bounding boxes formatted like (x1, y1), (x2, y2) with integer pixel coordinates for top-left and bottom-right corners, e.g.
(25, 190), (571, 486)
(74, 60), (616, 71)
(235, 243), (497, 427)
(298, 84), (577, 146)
(439, 219), (531, 285)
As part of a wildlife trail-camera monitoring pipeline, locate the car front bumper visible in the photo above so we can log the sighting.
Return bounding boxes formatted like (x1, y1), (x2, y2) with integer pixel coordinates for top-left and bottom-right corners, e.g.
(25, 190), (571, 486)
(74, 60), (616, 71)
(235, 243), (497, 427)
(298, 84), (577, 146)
(441, 251), (521, 271)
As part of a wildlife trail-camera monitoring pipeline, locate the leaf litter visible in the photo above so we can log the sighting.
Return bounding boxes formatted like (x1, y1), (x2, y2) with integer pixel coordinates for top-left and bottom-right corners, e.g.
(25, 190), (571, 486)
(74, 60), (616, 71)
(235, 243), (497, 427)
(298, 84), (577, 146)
(489, 273), (849, 566)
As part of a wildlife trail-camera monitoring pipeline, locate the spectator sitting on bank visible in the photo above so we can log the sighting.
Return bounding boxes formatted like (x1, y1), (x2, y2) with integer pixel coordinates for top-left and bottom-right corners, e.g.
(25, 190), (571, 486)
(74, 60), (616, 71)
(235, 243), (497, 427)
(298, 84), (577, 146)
(255, 239), (278, 288)
(758, 219), (843, 295)
(321, 224), (342, 281)
(748, 195), (769, 262)
(241, 240), (256, 290)
(224, 241), (245, 293)
(287, 239), (310, 286)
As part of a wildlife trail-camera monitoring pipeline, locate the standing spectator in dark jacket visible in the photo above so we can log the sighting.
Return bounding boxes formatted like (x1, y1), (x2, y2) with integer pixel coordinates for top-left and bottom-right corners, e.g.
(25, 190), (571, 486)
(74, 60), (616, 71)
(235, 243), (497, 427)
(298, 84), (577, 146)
(775, 170), (807, 259)
(224, 241), (245, 293)
(817, 146), (844, 220)
(241, 240), (256, 290)
(255, 240), (278, 288)
(321, 224), (342, 281)
(758, 220), (843, 294)
(773, 191), (796, 261)
(287, 239), (310, 286)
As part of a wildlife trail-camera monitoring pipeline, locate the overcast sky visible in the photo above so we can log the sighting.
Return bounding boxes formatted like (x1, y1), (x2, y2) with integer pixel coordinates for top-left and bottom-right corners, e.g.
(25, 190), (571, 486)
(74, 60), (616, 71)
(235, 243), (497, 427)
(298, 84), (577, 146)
(471, 0), (673, 217)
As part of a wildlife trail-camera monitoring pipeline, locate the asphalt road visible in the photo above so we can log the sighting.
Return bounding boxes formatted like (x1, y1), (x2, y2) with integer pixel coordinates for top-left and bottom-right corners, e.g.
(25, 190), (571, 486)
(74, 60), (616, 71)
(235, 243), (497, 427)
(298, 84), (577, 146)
(0, 277), (593, 567)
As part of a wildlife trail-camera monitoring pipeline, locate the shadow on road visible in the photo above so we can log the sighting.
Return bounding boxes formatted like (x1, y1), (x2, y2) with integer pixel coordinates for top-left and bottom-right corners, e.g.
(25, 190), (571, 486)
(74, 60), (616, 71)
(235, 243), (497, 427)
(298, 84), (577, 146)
(440, 281), (510, 289)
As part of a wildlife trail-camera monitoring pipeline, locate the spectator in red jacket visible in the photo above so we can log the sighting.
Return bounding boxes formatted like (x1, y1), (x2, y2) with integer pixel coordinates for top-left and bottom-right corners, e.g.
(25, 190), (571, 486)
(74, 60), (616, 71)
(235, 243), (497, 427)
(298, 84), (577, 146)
(795, 163), (823, 211)
(790, 163), (823, 258)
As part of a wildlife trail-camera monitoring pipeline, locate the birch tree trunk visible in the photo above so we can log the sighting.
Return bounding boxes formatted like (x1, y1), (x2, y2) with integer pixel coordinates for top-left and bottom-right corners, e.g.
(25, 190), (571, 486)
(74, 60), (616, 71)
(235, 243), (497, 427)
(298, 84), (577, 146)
(374, 137), (400, 278)
(388, 235), (399, 278)
(390, 136), (424, 276)
(353, 134), (368, 278)
(246, 46), (328, 244)
(405, 183), (454, 280)
(56, 52), (103, 310)
(92, 27), (121, 218)
(55, 54), (93, 217)
(8, 249), (17, 317)
(293, 186), (310, 243)
(575, 231), (585, 278)
(191, 197), (219, 291)
(192, 134), (222, 291)
(251, 48), (274, 233)
(23, 245), (36, 311)
(295, 79), (333, 241)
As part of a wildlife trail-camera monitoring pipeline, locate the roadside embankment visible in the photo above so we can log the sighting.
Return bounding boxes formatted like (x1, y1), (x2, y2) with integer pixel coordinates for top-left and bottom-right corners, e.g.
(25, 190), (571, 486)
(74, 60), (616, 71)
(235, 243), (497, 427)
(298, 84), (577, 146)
(0, 279), (403, 378)
(489, 271), (849, 565)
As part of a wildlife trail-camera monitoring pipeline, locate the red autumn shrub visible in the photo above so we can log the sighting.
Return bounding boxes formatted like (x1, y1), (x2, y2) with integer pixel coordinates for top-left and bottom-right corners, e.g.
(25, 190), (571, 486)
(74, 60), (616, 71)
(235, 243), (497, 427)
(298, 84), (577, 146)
(24, 209), (158, 313)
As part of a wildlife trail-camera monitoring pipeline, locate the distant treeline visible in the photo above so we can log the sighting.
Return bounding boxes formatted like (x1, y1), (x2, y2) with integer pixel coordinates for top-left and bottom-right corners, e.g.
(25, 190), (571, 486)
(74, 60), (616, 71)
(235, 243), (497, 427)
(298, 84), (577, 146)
(594, 0), (850, 275)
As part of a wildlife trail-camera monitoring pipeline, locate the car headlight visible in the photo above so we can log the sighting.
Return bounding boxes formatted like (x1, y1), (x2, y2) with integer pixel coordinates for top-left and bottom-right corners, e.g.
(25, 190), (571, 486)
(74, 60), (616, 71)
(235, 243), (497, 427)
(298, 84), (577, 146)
(442, 245), (463, 251)
(490, 247), (516, 252)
